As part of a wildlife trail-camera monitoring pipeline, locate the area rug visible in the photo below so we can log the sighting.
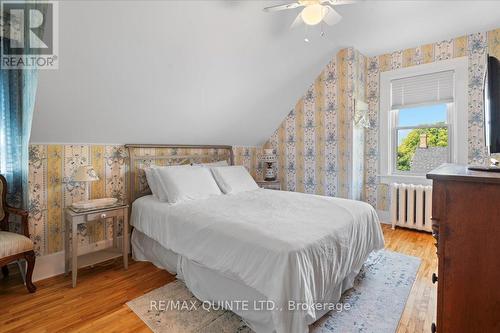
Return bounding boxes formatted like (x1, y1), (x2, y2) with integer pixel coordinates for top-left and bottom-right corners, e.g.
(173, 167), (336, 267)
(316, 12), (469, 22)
(127, 250), (420, 333)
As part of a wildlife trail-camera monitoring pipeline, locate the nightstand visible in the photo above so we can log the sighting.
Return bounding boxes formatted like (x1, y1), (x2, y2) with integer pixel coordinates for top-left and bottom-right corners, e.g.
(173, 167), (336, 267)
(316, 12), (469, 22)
(256, 180), (282, 190)
(65, 204), (129, 287)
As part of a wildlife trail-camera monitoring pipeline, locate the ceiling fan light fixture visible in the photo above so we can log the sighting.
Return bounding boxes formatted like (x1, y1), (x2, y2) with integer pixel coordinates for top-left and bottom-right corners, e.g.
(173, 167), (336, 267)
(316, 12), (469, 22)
(300, 4), (325, 26)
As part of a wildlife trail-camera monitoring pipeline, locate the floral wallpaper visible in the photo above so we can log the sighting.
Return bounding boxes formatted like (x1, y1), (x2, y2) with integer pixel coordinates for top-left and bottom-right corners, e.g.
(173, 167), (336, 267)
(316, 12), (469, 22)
(366, 28), (500, 211)
(24, 28), (500, 257)
(265, 47), (367, 199)
(265, 27), (500, 214)
(233, 146), (263, 180)
(27, 144), (260, 257)
(28, 144), (127, 256)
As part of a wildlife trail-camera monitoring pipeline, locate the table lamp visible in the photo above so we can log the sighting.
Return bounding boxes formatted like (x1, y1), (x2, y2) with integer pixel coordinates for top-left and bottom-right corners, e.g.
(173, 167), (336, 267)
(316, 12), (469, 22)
(71, 166), (117, 209)
(260, 149), (277, 181)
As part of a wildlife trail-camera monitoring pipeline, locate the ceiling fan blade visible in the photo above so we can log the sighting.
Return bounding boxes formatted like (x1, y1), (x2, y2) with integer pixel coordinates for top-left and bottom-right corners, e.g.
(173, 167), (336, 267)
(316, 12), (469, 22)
(263, 2), (302, 12)
(322, 0), (357, 6)
(290, 12), (304, 29)
(322, 6), (342, 25)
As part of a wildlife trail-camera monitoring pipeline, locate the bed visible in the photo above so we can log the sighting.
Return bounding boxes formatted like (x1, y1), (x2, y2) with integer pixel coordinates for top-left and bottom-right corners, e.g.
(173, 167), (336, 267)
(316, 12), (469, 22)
(126, 144), (385, 333)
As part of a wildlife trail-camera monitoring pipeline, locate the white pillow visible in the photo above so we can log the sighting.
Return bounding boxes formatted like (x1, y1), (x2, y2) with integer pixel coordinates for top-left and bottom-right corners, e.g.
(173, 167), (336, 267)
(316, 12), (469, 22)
(149, 164), (191, 202)
(143, 168), (161, 199)
(210, 166), (259, 194)
(193, 160), (229, 167)
(155, 166), (222, 204)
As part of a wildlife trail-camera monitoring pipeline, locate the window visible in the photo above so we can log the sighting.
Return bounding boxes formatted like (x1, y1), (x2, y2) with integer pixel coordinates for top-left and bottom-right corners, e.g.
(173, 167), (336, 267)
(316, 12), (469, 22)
(393, 104), (450, 174)
(379, 58), (468, 184)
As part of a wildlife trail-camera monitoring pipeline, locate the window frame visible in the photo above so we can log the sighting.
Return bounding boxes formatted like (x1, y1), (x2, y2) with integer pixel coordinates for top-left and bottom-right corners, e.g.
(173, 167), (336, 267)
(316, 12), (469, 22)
(379, 57), (468, 185)
(391, 103), (452, 175)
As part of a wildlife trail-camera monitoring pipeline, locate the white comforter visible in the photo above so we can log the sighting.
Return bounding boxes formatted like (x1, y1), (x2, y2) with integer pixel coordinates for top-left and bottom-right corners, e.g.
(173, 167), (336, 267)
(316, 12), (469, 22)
(131, 189), (384, 333)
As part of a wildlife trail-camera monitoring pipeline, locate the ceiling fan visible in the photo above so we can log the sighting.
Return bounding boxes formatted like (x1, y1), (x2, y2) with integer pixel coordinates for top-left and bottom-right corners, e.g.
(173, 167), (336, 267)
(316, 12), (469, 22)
(263, 0), (355, 28)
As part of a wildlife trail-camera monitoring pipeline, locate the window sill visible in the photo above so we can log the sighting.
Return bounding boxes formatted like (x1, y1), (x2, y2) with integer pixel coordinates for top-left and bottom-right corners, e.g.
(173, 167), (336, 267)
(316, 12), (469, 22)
(379, 174), (432, 186)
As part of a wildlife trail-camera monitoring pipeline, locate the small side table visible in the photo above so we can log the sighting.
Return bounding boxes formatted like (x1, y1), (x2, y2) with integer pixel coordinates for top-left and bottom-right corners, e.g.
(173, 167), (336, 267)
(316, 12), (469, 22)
(65, 204), (129, 288)
(256, 180), (282, 190)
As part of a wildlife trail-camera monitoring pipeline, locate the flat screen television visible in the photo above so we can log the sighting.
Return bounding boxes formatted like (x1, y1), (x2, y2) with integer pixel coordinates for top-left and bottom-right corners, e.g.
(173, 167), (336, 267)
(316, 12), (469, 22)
(485, 55), (500, 154)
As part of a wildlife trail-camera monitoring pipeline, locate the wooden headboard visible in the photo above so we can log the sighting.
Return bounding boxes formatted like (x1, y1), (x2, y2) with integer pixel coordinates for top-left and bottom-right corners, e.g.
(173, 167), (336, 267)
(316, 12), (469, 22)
(125, 144), (234, 203)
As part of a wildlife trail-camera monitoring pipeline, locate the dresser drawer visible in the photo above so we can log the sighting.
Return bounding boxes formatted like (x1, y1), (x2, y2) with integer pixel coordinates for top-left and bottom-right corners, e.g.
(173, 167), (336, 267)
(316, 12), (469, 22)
(427, 165), (500, 333)
(86, 208), (123, 222)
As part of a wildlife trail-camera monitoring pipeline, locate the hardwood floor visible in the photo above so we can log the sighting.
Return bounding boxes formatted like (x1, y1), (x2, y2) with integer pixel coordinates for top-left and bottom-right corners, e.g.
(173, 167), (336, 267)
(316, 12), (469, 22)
(0, 224), (436, 333)
(382, 225), (437, 333)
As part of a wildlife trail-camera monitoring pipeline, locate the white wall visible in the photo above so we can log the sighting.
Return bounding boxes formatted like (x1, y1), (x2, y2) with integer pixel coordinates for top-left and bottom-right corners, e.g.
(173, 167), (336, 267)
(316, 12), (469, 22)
(31, 0), (340, 145)
(31, 1), (500, 145)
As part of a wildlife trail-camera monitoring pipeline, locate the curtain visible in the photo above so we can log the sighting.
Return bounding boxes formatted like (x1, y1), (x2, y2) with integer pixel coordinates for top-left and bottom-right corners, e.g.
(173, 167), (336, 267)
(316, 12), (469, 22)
(0, 37), (39, 208)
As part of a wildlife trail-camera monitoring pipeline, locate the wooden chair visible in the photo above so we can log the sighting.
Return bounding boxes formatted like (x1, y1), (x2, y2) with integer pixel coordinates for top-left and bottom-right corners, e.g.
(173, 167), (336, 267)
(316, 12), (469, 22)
(0, 174), (36, 293)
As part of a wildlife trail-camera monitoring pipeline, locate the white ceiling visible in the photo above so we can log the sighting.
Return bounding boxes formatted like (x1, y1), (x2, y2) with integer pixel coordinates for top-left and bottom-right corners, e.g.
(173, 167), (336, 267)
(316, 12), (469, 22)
(31, 0), (500, 145)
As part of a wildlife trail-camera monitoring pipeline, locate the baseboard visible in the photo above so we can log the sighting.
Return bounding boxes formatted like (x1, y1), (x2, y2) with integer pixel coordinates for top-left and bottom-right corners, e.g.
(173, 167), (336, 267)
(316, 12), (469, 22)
(33, 236), (125, 282)
(377, 210), (391, 225)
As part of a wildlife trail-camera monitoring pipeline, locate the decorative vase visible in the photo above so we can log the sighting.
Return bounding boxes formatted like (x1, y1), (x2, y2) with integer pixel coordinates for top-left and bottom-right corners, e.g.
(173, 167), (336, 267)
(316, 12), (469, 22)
(261, 150), (277, 181)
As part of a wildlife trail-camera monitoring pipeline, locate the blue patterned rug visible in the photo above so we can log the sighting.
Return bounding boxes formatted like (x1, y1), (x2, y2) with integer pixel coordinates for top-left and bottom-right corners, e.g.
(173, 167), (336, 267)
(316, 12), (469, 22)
(127, 250), (421, 333)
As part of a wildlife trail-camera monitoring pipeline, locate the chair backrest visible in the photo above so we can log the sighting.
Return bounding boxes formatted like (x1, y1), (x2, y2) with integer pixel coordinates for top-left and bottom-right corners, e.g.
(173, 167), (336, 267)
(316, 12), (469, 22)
(0, 175), (6, 224)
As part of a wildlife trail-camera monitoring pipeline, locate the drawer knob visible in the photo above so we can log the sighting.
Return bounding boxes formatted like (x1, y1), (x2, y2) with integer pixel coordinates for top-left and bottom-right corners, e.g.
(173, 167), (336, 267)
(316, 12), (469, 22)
(432, 273), (438, 284)
(431, 322), (437, 333)
(100, 213), (107, 219)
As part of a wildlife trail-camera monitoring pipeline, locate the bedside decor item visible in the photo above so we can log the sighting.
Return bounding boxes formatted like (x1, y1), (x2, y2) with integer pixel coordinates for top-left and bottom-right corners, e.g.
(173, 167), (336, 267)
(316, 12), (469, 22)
(71, 198), (118, 210)
(65, 204), (129, 287)
(260, 149), (277, 181)
(71, 166), (117, 209)
(72, 165), (100, 182)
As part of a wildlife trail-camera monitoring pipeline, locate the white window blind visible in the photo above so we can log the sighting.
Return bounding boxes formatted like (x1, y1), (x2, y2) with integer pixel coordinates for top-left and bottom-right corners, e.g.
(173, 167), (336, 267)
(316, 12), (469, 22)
(391, 70), (454, 109)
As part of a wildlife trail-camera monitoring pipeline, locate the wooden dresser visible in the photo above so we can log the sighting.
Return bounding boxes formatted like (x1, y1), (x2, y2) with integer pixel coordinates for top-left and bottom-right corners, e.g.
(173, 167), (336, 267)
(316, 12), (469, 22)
(427, 164), (500, 333)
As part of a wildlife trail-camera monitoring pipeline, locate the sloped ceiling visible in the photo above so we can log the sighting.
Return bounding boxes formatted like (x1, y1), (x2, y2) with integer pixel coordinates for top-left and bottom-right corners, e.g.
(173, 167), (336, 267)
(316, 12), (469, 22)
(31, 0), (500, 145)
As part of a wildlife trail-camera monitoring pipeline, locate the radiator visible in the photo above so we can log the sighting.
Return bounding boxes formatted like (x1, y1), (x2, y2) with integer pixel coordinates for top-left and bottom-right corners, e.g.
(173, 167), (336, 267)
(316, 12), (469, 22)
(390, 183), (433, 232)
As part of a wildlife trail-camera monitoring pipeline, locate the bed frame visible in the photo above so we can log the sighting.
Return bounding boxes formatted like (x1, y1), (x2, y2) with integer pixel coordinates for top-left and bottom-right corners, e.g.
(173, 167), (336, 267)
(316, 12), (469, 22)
(125, 144), (234, 203)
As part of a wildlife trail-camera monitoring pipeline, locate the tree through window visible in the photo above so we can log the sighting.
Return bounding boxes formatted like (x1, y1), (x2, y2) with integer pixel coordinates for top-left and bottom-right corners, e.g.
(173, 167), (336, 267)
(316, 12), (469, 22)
(394, 104), (449, 174)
